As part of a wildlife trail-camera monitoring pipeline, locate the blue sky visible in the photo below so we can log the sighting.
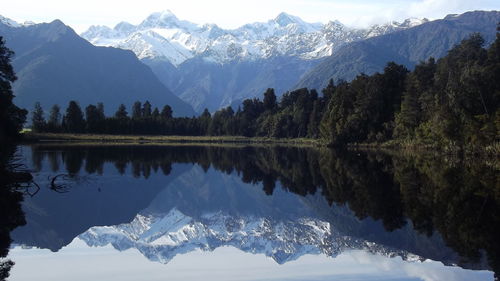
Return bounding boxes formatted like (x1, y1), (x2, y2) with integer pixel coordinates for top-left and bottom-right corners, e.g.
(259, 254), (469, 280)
(2, 0), (499, 32)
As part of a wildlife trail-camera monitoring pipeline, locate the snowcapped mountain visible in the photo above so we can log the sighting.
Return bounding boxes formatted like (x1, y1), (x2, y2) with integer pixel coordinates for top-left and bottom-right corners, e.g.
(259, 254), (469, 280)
(0, 16), (196, 116)
(79, 11), (428, 112)
(0, 15), (21, 27)
(296, 11), (500, 91)
(0, 15), (35, 28)
(79, 208), (421, 265)
(81, 11), (428, 67)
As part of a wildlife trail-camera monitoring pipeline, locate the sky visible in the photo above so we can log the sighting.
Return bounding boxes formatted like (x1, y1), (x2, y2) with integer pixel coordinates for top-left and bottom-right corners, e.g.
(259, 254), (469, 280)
(2, 0), (499, 33)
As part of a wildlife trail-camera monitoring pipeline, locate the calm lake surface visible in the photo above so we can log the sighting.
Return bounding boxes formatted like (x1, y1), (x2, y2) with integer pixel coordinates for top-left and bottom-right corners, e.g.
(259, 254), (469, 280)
(2, 144), (498, 281)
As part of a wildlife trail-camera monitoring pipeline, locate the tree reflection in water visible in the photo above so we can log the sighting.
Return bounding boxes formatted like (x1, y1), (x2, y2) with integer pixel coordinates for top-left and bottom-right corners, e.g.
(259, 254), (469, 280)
(0, 144), (28, 281)
(6, 144), (500, 279)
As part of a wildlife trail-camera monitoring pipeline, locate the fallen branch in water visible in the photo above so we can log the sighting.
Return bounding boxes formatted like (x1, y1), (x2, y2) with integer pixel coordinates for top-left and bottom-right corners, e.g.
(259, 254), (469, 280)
(49, 174), (71, 193)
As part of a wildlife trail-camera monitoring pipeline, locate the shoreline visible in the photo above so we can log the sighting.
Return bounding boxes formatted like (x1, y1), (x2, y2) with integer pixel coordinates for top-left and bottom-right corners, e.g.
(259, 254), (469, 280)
(21, 132), (321, 147)
(21, 133), (500, 158)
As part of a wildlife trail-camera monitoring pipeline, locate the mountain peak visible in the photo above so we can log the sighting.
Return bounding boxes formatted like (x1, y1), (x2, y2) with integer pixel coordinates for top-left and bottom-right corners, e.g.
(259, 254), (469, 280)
(141, 9), (180, 28)
(324, 20), (345, 28)
(79, 208), (422, 266)
(156, 9), (177, 19)
(273, 12), (302, 26)
(49, 19), (66, 26)
(0, 15), (20, 27)
(397, 17), (429, 28)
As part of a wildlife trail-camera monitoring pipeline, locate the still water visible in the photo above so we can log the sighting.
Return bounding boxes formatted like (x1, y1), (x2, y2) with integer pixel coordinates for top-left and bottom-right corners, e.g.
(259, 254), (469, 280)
(2, 144), (498, 280)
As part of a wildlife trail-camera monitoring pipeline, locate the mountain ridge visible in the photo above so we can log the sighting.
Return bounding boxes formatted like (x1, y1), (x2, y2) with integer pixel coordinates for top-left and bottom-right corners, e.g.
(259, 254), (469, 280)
(0, 17), (195, 116)
(81, 11), (428, 66)
(79, 207), (423, 265)
(80, 11), (431, 112)
(296, 10), (500, 90)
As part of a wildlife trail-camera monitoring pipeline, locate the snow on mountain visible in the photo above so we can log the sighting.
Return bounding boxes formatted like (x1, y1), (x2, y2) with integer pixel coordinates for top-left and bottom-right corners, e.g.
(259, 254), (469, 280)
(81, 11), (428, 66)
(363, 18), (429, 38)
(0, 15), (42, 28)
(79, 208), (421, 265)
(0, 15), (21, 28)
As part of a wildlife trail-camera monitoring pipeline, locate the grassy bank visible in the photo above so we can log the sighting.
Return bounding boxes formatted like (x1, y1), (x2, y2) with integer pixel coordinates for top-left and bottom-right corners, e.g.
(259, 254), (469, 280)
(21, 132), (500, 157)
(347, 139), (500, 157)
(22, 132), (321, 146)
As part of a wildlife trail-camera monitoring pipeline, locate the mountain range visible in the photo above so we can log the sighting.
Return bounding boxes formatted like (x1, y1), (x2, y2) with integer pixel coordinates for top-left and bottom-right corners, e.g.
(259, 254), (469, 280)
(297, 11), (500, 90)
(81, 10), (500, 112)
(80, 207), (422, 265)
(81, 11), (429, 112)
(1, 10), (499, 114)
(0, 17), (195, 116)
(82, 10), (427, 66)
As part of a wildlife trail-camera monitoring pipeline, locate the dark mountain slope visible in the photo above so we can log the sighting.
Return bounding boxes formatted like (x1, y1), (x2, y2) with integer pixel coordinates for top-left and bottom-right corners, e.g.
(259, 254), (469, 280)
(144, 56), (322, 112)
(0, 19), (195, 116)
(297, 11), (500, 90)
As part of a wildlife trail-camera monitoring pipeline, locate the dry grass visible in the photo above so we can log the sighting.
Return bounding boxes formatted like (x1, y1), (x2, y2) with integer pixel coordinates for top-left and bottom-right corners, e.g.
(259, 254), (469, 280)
(22, 132), (320, 147)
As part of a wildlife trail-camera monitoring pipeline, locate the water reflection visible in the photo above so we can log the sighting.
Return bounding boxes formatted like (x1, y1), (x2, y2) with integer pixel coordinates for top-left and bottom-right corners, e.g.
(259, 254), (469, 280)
(5, 144), (500, 280)
(0, 143), (27, 281)
(9, 241), (492, 281)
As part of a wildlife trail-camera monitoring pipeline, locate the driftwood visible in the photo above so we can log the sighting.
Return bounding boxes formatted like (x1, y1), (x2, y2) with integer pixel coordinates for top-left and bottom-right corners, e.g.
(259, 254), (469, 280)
(49, 174), (72, 193)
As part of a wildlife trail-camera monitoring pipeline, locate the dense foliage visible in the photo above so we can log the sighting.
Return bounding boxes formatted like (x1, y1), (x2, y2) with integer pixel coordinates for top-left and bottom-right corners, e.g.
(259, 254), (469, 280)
(31, 32), (499, 151)
(0, 144), (26, 281)
(0, 38), (29, 280)
(0, 37), (26, 141)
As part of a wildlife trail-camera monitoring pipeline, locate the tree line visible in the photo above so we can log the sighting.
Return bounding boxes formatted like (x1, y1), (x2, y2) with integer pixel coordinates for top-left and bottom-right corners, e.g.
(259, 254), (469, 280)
(30, 31), (500, 150)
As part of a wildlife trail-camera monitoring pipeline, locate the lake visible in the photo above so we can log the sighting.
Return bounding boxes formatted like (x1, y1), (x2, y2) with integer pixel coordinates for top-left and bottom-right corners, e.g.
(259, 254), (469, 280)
(1, 144), (498, 281)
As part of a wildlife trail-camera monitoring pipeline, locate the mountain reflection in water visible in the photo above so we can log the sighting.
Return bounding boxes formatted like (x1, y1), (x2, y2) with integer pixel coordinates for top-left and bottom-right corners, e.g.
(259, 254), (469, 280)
(4, 144), (499, 280)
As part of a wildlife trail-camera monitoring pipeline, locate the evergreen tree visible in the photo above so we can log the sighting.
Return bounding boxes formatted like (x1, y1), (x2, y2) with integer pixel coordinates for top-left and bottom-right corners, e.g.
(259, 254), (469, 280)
(161, 105), (173, 120)
(85, 104), (101, 133)
(263, 88), (277, 112)
(322, 79), (336, 103)
(152, 107), (160, 120)
(0, 37), (27, 140)
(97, 103), (105, 120)
(432, 33), (490, 145)
(209, 106), (235, 135)
(143, 101), (152, 118)
(132, 101), (142, 119)
(64, 101), (85, 133)
(394, 58), (436, 139)
(307, 100), (321, 138)
(199, 109), (212, 135)
(115, 104), (128, 119)
(47, 104), (61, 131)
(31, 102), (46, 132)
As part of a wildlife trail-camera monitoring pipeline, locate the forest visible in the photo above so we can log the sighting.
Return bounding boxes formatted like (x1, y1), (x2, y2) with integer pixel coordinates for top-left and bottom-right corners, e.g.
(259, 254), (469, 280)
(26, 31), (500, 152)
